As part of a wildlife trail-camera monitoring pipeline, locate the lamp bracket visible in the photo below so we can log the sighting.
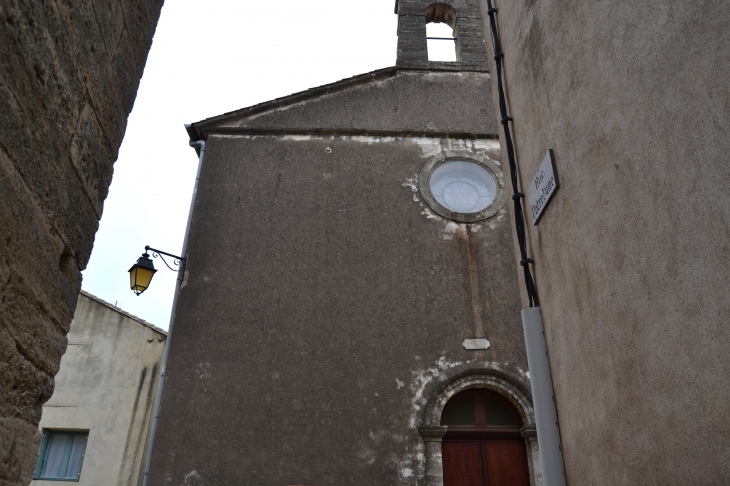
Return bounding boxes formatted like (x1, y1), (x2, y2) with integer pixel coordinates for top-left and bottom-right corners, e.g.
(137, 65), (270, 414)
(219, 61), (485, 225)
(145, 246), (186, 273)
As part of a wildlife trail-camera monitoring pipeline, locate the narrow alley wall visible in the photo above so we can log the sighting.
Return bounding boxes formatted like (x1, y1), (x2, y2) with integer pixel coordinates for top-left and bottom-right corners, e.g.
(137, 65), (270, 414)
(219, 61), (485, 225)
(479, 1), (730, 483)
(0, 2), (163, 485)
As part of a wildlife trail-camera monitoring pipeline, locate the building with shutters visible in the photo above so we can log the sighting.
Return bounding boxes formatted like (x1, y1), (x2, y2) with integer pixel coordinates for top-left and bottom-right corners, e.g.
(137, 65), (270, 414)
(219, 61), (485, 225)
(30, 291), (166, 486)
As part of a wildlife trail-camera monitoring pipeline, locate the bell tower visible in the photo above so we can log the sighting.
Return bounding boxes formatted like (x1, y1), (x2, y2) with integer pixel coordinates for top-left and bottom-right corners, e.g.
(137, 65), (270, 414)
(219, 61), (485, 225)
(395, 0), (489, 71)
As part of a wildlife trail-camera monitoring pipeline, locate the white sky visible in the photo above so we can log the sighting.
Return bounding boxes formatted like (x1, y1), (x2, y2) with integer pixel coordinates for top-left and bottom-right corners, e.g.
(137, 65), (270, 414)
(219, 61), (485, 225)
(82, 1), (457, 329)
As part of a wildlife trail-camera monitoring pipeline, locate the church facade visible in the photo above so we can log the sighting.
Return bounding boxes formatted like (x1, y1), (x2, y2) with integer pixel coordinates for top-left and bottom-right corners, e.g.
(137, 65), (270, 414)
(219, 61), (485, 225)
(149, 2), (540, 485)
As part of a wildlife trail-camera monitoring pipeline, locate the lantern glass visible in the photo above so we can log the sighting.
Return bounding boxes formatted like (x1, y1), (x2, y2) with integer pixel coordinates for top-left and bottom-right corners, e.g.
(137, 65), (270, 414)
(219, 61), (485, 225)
(130, 266), (155, 295)
(128, 254), (157, 295)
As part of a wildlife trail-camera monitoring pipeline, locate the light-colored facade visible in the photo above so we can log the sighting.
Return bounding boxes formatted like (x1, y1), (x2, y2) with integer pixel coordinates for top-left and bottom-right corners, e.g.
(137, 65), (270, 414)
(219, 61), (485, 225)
(478, 0), (730, 484)
(31, 291), (166, 486)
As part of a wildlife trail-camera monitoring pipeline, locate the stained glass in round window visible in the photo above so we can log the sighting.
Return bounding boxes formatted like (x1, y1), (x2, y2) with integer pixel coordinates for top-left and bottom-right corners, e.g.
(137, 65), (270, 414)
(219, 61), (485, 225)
(429, 161), (497, 214)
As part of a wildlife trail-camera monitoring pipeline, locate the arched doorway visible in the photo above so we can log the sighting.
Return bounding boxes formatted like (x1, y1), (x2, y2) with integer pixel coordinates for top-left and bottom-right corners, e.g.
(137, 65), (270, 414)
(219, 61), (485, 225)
(441, 388), (530, 486)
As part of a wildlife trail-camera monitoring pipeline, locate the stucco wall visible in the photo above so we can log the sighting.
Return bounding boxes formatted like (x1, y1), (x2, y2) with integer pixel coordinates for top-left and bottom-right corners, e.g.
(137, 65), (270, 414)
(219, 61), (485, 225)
(149, 71), (530, 485)
(196, 69), (497, 136)
(30, 292), (166, 486)
(0, 2), (162, 485)
(479, 0), (730, 483)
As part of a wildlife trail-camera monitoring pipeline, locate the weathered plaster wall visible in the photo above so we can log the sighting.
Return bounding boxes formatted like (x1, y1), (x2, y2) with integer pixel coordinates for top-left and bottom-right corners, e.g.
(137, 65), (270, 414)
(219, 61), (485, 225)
(152, 134), (526, 486)
(198, 69), (497, 136)
(30, 292), (166, 486)
(479, 0), (730, 483)
(149, 70), (530, 485)
(0, 2), (162, 485)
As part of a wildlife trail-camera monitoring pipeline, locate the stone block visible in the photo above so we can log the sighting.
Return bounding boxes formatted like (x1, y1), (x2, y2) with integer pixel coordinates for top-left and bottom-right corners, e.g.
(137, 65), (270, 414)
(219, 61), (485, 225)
(0, 0), (162, 484)
(0, 417), (42, 485)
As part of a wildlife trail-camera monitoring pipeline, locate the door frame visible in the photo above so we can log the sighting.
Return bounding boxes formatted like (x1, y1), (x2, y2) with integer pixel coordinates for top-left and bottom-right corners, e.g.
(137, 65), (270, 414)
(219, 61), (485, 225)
(418, 368), (542, 486)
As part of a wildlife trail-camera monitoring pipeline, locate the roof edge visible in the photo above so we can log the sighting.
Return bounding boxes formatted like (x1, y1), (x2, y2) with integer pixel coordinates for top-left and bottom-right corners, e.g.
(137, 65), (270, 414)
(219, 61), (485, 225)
(188, 67), (398, 141)
(79, 290), (167, 337)
(203, 126), (497, 140)
(186, 65), (491, 142)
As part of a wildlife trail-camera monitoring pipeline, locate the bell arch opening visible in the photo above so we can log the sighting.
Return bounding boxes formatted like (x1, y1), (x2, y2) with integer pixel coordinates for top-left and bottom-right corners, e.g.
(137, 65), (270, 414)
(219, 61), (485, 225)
(425, 3), (457, 62)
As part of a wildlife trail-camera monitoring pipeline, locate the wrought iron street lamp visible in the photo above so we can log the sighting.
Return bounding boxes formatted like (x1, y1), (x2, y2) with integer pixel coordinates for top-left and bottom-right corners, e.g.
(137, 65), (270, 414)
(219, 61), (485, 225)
(128, 246), (185, 296)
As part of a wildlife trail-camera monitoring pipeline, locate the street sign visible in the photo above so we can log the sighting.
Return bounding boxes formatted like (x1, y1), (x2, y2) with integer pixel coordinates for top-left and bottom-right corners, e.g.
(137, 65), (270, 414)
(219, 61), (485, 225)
(528, 150), (558, 225)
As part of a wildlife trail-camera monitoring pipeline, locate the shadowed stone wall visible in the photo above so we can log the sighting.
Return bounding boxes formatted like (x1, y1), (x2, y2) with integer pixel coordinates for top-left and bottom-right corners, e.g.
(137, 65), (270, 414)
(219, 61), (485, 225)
(0, 1), (162, 484)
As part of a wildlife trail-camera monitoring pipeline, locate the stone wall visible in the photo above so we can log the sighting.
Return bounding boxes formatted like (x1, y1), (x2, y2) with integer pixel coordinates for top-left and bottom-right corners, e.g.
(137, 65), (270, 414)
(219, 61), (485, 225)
(396, 0), (489, 72)
(0, 1), (162, 485)
(479, 0), (730, 483)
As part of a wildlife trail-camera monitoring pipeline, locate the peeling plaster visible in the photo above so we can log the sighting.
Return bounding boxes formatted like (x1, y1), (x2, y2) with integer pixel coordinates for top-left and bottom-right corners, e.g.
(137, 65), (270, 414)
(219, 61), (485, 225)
(183, 470), (203, 485)
(412, 137), (500, 161)
(395, 356), (479, 484)
(395, 138), (503, 238)
(281, 134), (313, 141)
(222, 134), (496, 148)
(194, 363), (211, 379)
(402, 175), (419, 194)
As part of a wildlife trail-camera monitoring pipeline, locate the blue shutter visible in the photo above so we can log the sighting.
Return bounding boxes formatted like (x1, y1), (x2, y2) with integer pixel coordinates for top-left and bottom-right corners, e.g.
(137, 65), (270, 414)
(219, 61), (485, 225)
(33, 430), (48, 479)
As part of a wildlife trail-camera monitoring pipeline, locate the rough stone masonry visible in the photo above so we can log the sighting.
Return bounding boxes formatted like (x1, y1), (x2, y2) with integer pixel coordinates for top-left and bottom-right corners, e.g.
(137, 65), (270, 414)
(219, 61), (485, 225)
(0, 1), (162, 485)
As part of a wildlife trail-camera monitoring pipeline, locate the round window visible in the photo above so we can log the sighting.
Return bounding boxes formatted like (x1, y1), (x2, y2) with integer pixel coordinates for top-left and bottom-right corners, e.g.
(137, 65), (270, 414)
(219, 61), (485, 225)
(419, 156), (505, 223)
(429, 161), (497, 214)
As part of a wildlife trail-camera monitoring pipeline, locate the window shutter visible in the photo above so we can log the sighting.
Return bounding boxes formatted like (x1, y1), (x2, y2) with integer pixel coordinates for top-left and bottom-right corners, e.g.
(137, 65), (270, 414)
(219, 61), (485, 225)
(33, 430), (48, 479)
(75, 434), (89, 480)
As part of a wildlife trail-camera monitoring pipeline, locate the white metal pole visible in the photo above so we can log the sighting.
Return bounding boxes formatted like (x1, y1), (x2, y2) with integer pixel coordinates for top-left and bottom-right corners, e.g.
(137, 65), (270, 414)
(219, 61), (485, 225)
(522, 306), (567, 486)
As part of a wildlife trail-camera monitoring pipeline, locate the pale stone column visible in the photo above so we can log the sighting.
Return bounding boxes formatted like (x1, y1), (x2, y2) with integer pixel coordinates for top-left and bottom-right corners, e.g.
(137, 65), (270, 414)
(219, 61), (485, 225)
(522, 425), (543, 486)
(419, 426), (448, 486)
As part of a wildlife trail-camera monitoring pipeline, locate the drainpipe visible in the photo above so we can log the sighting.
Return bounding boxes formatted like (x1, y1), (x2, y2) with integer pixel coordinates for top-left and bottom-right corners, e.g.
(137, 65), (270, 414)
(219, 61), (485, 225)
(522, 307), (567, 486)
(142, 136), (206, 486)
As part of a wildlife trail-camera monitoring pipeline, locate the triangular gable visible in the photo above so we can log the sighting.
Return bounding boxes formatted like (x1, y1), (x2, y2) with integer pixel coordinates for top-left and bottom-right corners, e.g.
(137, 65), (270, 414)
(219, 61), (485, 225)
(188, 67), (498, 140)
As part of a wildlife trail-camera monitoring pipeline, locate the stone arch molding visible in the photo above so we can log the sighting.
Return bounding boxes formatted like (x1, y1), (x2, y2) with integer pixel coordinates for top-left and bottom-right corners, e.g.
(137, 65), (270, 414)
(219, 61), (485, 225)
(418, 367), (543, 486)
(425, 3), (457, 28)
(411, 0), (473, 10)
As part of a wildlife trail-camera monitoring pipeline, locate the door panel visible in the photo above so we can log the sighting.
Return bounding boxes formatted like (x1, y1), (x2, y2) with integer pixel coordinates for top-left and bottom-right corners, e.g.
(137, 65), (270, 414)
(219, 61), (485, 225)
(484, 441), (530, 486)
(443, 440), (484, 486)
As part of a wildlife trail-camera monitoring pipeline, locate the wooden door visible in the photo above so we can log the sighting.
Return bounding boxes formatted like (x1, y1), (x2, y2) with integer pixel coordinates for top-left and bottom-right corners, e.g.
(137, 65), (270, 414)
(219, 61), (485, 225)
(442, 440), (483, 486)
(442, 439), (529, 486)
(483, 440), (530, 486)
(441, 389), (531, 486)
